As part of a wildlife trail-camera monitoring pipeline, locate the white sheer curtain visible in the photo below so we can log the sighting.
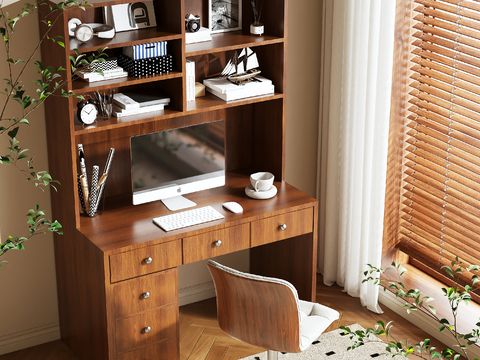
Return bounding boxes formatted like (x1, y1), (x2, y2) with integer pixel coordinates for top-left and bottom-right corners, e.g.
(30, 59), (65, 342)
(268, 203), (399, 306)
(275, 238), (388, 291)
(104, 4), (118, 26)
(317, 0), (395, 313)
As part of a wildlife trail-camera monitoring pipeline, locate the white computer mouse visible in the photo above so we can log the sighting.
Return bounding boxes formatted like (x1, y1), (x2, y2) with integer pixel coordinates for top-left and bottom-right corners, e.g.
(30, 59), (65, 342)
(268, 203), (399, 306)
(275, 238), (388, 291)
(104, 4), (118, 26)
(222, 201), (243, 214)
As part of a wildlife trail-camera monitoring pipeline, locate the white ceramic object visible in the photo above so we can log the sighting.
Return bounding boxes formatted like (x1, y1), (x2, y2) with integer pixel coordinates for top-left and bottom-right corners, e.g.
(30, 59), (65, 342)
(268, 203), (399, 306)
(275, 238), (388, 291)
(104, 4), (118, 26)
(250, 172), (274, 192)
(245, 184), (277, 199)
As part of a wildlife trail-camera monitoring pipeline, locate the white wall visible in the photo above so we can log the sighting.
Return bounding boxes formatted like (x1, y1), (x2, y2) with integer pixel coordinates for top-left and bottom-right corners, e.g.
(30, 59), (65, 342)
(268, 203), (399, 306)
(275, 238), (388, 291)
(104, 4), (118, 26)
(0, 0), (323, 354)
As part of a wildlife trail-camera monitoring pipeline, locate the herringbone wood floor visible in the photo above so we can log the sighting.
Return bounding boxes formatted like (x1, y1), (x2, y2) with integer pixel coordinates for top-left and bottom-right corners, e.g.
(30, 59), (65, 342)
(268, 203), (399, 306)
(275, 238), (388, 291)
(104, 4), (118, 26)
(0, 278), (446, 360)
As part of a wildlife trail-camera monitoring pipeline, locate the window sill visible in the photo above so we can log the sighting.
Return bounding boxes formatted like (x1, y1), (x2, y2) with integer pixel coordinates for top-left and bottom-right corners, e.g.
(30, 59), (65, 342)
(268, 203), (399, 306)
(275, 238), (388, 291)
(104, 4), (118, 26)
(379, 262), (480, 357)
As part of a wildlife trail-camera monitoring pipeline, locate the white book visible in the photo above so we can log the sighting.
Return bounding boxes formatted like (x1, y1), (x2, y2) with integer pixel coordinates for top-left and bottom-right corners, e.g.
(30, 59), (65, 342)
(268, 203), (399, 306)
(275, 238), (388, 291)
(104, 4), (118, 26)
(186, 27), (212, 45)
(77, 67), (125, 79)
(203, 76), (273, 94)
(113, 92), (170, 110)
(78, 70), (128, 82)
(206, 84), (274, 101)
(186, 59), (195, 101)
(113, 103), (165, 117)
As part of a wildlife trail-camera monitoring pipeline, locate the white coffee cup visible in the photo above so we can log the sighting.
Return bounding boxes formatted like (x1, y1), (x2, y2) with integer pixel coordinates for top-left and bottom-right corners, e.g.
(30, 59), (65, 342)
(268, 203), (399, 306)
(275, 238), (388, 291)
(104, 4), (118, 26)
(250, 172), (274, 192)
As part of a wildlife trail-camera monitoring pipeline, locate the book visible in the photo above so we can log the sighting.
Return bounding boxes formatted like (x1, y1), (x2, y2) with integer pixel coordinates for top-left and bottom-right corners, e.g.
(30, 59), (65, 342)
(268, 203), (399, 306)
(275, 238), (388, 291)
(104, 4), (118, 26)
(186, 59), (195, 101)
(77, 67), (125, 79)
(113, 92), (170, 110)
(203, 76), (273, 96)
(185, 27), (212, 45)
(112, 103), (165, 117)
(206, 83), (274, 101)
(77, 68), (128, 82)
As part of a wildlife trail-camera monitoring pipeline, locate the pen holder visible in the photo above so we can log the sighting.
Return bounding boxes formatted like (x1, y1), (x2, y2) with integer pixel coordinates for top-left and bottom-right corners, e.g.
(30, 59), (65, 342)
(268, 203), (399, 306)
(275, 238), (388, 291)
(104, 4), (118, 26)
(78, 171), (107, 217)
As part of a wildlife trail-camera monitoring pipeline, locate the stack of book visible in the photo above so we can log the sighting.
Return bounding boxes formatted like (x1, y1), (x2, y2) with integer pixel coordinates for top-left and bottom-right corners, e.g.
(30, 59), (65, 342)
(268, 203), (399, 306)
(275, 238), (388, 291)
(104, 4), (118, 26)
(186, 59), (195, 101)
(113, 91), (170, 118)
(77, 58), (128, 83)
(203, 76), (275, 101)
(186, 27), (212, 45)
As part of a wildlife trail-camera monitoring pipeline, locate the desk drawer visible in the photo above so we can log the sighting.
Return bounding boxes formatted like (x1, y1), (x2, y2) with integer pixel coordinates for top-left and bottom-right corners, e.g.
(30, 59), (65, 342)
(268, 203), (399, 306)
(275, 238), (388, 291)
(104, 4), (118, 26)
(115, 305), (177, 353)
(113, 269), (178, 319)
(251, 208), (314, 247)
(117, 338), (177, 360)
(183, 223), (250, 264)
(110, 240), (182, 283)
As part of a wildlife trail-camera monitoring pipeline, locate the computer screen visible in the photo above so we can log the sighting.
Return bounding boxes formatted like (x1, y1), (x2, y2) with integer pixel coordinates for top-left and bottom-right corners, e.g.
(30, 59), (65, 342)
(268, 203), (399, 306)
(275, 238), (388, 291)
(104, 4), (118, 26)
(130, 120), (226, 206)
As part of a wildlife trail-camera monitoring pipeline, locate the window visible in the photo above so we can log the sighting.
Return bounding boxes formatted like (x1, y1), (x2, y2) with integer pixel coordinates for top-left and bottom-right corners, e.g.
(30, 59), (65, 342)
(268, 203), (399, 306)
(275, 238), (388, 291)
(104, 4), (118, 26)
(385, 0), (480, 288)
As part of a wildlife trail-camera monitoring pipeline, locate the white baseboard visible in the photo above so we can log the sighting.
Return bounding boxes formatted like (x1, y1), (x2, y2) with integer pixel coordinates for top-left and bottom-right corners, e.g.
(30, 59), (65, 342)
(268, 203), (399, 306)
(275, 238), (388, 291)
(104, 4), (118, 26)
(179, 280), (215, 306)
(0, 322), (60, 355)
(379, 290), (480, 359)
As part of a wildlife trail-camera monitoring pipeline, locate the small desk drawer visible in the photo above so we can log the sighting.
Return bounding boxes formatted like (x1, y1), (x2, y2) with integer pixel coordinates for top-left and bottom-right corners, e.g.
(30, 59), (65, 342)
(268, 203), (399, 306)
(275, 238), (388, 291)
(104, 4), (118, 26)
(115, 305), (177, 353)
(110, 240), (182, 283)
(183, 223), (250, 264)
(117, 338), (177, 360)
(251, 208), (314, 247)
(113, 269), (178, 319)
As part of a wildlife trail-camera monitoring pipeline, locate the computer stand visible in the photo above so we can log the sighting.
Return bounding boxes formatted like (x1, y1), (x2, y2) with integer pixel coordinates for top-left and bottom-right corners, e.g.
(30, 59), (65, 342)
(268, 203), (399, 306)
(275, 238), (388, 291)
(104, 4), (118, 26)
(161, 195), (197, 211)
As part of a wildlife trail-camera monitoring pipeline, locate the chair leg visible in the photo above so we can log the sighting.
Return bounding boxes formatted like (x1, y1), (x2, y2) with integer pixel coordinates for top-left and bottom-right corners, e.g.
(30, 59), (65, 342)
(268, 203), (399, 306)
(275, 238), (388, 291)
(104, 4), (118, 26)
(267, 350), (278, 360)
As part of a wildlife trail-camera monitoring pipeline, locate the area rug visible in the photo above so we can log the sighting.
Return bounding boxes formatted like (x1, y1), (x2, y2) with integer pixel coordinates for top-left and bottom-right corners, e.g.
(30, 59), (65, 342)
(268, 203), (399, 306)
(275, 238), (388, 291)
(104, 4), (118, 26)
(240, 324), (401, 359)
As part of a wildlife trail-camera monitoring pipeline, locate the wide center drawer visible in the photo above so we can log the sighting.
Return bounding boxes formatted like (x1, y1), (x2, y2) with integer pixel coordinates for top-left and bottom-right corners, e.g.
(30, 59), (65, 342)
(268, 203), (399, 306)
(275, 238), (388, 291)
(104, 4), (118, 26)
(113, 269), (178, 319)
(115, 305), (177, 353)
(110, 240), (182, 283)
(251, 208), (314, 247)
(183, 223), (250, 264)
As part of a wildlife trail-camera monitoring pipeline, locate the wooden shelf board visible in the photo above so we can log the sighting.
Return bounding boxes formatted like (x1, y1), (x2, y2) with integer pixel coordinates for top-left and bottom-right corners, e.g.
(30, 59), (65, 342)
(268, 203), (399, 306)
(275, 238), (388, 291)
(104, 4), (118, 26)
(186, 92), (283, 113)
(69, 29), (182, 53)
(74, 92), (283, 136)
(72, 71), (183, 94)
(74, 107), (181, 134)
(186, 31), (284, 56)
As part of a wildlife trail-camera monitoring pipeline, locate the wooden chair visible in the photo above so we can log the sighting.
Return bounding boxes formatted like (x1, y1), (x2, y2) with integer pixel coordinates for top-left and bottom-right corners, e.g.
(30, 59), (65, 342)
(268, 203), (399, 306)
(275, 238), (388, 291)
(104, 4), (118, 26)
(207, 260), (340, 360)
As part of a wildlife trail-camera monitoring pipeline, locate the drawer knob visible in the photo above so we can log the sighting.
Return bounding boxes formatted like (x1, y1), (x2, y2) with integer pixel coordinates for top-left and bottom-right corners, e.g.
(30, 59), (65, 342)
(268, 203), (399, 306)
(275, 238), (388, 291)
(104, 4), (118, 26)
(142, 292), (150, 300)
(143, 326), (152, 334)
(279, 224), (287, 231)
(144, 257), (153, 265)
(214, 240), (222, 247)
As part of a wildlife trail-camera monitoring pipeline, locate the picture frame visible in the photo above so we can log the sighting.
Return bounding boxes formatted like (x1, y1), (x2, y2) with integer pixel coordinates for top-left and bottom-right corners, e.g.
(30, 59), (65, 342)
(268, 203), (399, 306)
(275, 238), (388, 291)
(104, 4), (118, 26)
(108, 1), (157, 33)
(209, 0), (242, 34)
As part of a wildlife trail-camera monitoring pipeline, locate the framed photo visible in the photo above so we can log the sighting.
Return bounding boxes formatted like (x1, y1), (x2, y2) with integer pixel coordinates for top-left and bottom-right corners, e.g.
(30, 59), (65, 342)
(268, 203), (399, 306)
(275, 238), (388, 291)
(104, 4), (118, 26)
(209, 0), (242, 34)
(109, 1), (157, 33)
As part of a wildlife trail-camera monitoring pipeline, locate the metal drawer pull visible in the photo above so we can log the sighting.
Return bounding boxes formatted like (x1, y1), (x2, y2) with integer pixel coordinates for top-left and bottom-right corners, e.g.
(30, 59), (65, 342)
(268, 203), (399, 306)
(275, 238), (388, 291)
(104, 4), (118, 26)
(279, 224), (287, 231)
(214, 240), (222, 247)
(142, 292), (150, 299)
(144, 326), (152, 334)
(144, 257), (153, 265)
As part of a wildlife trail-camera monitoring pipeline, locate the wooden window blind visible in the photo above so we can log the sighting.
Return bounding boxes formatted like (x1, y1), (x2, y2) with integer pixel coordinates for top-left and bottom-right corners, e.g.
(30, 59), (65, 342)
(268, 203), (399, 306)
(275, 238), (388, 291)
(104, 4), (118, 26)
(398, 0), (480, 282)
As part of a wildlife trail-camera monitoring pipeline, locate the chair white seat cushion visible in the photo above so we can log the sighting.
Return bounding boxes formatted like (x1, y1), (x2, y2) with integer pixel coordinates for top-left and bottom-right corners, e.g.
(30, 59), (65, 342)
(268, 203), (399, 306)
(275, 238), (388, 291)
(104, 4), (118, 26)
(299, 300), (340, 351)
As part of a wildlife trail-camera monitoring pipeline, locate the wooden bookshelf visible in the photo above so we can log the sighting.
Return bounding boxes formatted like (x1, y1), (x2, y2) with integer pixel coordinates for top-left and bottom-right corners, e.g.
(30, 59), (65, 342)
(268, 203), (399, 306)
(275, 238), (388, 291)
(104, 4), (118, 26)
(38, 1), (320, 359)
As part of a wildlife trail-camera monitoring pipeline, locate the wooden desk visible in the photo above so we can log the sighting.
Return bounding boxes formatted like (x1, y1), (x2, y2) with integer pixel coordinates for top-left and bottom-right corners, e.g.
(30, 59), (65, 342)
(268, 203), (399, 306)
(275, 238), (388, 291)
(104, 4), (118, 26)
(59, 172), (318, 360)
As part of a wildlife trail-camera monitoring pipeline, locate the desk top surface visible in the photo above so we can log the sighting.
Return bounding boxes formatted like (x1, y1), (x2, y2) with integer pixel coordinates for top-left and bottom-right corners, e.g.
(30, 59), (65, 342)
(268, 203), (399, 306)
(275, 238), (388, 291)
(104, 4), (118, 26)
(79, 172), (317, 253)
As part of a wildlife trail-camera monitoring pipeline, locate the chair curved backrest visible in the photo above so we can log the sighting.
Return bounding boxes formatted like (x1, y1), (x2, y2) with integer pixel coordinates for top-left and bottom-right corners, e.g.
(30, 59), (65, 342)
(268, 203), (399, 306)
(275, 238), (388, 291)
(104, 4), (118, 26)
(207, 260), (303, 353)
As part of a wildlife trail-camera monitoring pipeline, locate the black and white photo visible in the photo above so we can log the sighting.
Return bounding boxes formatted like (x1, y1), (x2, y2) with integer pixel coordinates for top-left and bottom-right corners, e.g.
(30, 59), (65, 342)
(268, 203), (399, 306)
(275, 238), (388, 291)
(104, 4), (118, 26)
(209, 0), (242, 33)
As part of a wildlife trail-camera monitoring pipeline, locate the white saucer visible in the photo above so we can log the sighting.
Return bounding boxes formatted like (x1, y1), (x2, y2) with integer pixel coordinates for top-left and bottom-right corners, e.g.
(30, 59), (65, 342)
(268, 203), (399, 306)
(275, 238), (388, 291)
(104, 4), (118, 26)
(245, 184), (277, 199)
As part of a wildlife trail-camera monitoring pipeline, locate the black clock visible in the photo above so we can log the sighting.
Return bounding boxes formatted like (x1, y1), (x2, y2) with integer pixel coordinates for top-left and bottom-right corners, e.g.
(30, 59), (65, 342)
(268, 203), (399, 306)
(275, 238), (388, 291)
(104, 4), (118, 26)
(77, 98), (99, 125)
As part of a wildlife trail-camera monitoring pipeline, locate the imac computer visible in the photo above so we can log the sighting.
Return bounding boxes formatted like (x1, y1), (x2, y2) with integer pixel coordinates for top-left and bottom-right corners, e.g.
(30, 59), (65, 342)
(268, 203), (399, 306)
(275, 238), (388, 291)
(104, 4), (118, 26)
(130, 120), (226, 211)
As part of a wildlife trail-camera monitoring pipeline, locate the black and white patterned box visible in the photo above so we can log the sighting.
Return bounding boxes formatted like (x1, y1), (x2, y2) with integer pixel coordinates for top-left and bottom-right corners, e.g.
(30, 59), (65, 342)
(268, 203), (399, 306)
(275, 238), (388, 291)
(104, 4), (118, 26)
(118, 54), (173, 77)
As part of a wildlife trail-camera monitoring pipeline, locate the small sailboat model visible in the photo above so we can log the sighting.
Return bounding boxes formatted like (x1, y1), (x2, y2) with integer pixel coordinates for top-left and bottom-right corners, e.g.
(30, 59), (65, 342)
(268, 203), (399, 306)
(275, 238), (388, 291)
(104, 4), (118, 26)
(222, 47), (261, 85)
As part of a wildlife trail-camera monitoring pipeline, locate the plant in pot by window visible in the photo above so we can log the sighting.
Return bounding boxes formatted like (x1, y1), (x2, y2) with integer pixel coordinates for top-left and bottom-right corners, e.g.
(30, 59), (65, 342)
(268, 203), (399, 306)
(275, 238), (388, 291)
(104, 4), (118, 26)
(250, 0), (264, 36)
(0, 0), (105, 267)
(341, 258), (480, 359)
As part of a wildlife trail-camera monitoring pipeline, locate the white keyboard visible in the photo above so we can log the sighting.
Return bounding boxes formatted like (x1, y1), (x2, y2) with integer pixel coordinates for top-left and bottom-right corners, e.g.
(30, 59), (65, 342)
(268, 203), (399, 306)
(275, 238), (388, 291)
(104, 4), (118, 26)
(153, 206), (225, 231)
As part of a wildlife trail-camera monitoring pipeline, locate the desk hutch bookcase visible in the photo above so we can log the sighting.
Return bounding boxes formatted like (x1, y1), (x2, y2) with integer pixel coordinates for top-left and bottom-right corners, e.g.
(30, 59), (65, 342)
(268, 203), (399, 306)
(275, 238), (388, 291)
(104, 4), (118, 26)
(38, 0), (318, 359)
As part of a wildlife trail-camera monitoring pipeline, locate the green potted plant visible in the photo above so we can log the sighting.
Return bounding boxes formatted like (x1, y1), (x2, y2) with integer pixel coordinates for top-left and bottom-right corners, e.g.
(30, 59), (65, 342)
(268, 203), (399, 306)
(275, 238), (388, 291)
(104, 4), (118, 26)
(341, 258), (480, 359)
(0, 0), (105, 267)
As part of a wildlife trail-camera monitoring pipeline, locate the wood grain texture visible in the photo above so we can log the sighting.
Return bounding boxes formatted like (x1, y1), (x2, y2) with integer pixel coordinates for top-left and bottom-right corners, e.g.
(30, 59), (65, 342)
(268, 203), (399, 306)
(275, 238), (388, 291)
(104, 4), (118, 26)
(109, 240), (182, 282)
(113, 269), (178, 318)
(251, 207), (313, 247)
(207, 263), (303, 353)
(116, 338), (178, 360)
(115, 304), (177, 353)
(183, 223), (250, 264)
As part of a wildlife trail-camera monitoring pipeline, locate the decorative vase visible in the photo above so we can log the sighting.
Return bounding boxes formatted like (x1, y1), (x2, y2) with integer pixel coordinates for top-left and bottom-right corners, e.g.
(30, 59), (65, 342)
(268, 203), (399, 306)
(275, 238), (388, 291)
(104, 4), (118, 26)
(250, 22), (264, 36)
